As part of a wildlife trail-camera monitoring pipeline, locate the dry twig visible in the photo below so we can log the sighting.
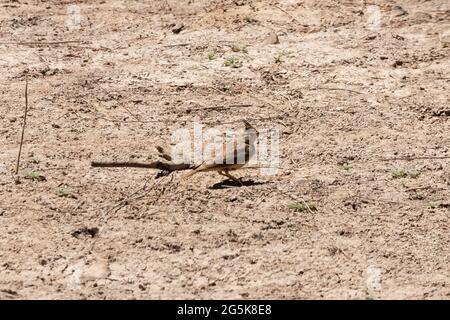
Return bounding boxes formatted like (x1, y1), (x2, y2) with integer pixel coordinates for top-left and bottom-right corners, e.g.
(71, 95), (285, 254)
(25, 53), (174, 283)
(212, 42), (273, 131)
(380, 156), (450, 161)
(0, 40), (87, 46)
(15, 76), (29, 175)
(91, 161), (193, 172)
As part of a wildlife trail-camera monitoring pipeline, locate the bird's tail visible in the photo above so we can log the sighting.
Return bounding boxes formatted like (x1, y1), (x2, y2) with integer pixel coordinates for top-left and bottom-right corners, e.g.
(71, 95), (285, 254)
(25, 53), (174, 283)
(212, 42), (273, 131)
(182, 169), (198, 180)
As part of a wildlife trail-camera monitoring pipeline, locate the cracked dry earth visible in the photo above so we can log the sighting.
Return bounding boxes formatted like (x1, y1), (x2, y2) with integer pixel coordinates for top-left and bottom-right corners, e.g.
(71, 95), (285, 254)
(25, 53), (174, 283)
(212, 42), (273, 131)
(0, 0), (449, 299)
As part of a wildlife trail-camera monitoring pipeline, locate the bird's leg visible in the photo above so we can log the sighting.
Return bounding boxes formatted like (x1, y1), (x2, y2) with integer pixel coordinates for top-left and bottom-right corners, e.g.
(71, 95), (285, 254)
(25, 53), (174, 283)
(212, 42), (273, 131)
(219, 170), (242, 184)
(218, 170), (229, 180)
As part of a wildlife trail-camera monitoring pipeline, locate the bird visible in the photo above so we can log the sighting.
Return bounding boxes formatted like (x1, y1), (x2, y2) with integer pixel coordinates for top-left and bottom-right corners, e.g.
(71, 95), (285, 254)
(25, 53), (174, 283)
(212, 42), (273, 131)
(183, 120), (259, 182)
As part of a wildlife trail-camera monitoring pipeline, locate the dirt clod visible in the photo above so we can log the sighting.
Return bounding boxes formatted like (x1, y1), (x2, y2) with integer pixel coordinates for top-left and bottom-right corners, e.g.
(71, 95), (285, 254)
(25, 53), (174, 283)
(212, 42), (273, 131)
(71, 227), (99, 239)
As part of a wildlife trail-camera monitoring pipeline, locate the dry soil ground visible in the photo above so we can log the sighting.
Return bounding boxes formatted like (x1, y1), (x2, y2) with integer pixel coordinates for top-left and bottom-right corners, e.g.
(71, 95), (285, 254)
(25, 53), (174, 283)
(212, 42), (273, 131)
(0, 0), (449, 299)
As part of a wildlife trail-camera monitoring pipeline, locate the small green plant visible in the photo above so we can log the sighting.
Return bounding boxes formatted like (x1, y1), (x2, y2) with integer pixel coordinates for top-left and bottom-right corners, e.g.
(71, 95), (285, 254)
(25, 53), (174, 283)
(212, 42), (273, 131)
(288, 202), (317, 213)
(391, 170), (408, 178)
(391, 169), (420, 179)
(24, 170), (46, 181)
(208, 53), (216, 60)
(56, 187), (70, 198)
(338, 164), (352, 171)
(224, 56), (242, 68)
(273, 50), (293, 64)
(408, 171), (420, 179)
(231, 44), (247, 53)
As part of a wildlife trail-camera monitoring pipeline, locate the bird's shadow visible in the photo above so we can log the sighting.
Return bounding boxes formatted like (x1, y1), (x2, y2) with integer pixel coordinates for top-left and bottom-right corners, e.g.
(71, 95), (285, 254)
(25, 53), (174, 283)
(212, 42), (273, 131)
(209, 179), (266, 189)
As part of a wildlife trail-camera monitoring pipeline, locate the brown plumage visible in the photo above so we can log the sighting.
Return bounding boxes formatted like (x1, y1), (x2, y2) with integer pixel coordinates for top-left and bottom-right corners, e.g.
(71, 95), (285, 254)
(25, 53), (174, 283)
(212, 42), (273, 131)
(183, 120), (259, 182)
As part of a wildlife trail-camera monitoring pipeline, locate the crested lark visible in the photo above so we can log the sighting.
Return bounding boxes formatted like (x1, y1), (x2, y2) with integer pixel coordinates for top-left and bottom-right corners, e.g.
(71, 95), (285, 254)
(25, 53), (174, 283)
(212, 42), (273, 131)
(184, 120), (258, 182)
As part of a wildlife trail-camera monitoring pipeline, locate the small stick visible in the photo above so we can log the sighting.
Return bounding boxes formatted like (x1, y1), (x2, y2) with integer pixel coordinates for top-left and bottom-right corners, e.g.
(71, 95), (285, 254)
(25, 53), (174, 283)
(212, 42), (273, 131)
(163, 43), (190, 48)
(92, 161), (155, 168)
(273, 5), (302, 24)
(95, 115), (280, 125)
(406, 186), (446, 192)
(0, 40), (87, 46)
(185, 103), (254, 112)
(313, 87), (365, 95)
(15, 76), (29, 175)
(91, 161), (192, 172)
(380, 156), (450, 161)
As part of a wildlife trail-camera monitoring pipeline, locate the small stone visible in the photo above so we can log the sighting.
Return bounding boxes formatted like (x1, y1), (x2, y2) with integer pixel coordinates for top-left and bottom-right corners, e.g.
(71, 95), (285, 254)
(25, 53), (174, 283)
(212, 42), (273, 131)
(80, 259), (110, 282)
(392, 60), (403, 67)
(171, 23), (184, 34)
(392, 34), (404, 40)
(264, 32), (279, 45)
(413, 12), (432, 22)
(71, 227), (99, 239)
(193, 276), (208, 289)
(439, 29), (450, 44)
(391, 5), (408, 17)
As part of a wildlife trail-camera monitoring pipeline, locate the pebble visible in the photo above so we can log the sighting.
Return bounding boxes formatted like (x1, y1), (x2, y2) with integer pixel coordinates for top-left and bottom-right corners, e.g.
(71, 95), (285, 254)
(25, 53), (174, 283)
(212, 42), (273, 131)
(80, 259), (110, 282)
(172, 23), (184, 34)
(264, 32), (279, 45)
(439, 29), (450, 44)
(391, 5), (408, 17)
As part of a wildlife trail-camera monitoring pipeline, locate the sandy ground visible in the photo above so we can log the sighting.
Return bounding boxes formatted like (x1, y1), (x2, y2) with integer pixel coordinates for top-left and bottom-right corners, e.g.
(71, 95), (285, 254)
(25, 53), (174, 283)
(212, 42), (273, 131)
(0, 0), (449, 299)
